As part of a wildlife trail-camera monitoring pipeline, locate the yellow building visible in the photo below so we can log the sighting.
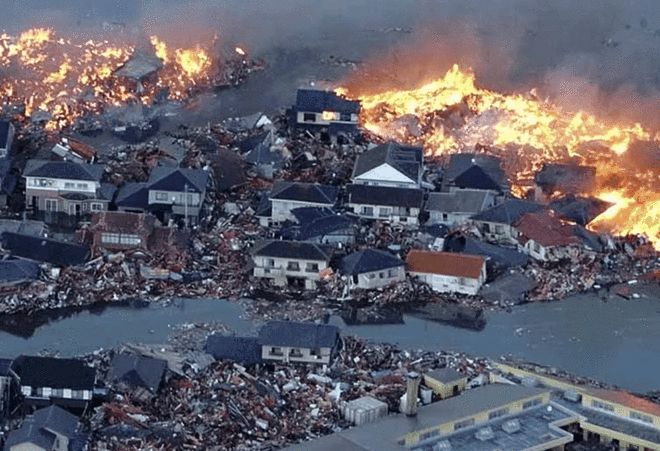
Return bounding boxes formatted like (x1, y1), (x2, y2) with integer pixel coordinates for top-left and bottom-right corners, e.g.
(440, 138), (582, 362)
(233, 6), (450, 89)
(423, 367), (467, 399)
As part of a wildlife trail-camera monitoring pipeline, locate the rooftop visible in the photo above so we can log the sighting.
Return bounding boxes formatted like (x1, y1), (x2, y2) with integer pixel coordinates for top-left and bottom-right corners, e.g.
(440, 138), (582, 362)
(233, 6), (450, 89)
(24, 159), (105, 181)
(147, 166), (209, 193)
(109, 353), (167, 393)
(115, 182), (148, 210)
(270, 181), (338, 205)
(444, 235), (529, 268)
(406, 250), (485, 279)
(515, 211), (581, 247)
(471, 199), (545, 225)
(1, 232), (89, 267)
(12, 355), (95, 390)
(444, 153), (507, 192)
(340, 249), (404, 276)
(90, 211), (158, 236)
(0, 258), (40, 285)
(347, 184), (424, 208)
(252, 240), (332, 261)
(205, 335), (262, 366)
(258, 321), (339, 349)
(296, 89), (360, 114)
(353, 142), (423, 182)
(426, 190), (490, 214)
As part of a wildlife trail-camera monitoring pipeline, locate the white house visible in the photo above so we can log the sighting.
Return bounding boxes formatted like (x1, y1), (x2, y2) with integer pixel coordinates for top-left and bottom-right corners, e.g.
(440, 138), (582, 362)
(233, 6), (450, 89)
(471, 199), (545, 244)
(346, 184), (424, 226)
(340, 248), (406, 290)
(352, 142), (424, 188)
(406, 250), (487, 295)
(269, 181), (338, 223)
(258, 321), (340, 365)
(251, 240), (332, 290)
(426, 190), (494, 227)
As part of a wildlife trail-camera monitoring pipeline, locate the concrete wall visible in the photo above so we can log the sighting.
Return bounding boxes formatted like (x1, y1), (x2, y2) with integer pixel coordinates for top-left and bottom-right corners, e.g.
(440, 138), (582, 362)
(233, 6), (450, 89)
(349, 266), (405, 290)
(261, 345), (333, 364)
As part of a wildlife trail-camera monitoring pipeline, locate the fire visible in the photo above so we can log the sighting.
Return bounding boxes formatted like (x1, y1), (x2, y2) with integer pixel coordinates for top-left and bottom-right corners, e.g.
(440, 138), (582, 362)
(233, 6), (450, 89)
(0, 28), (217, 129)
(340, 64), (660, 247)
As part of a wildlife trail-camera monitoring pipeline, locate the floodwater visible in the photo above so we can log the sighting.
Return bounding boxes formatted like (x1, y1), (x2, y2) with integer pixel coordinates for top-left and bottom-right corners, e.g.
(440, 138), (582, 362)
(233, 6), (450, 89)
(0, 290), (658, 392)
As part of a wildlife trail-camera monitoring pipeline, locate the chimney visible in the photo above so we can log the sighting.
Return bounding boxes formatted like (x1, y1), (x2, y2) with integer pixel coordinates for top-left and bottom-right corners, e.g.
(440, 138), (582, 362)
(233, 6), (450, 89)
(405, 371), (420, 416)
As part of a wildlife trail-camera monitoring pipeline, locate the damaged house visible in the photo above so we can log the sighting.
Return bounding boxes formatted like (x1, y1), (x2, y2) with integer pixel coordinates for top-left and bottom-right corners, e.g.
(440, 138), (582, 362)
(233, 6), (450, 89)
(291, 88), (360, 134)
(0, 120), (15, 158)
(251, 240), (332, 290)
(258, 321), (340, 365)
(1, 233), (89, 267)
(534, 163), (596, 200)
(340, 249), (406, 290)
(23, 160), (115, 225)
(441, 153), (509, 196)
(470, 199), (545, 244)
(406, 250), (487, 295)
(426, 189), (494, 227)
(269, 181), (339, 223)
(108, 353), (167, 394)
(346, 184), (424, 226)
(291, 207), (356, 246)
(514, 211), (590, 262)
(3, 405), (87, 451)
(352, 142), (424, 189)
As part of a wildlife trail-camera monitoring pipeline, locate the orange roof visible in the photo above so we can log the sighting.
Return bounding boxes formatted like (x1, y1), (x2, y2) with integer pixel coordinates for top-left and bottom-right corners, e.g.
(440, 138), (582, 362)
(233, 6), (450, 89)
(587, 388), (660, 418)
(515, 211), (581, 247)
(406, 250), (485, 279)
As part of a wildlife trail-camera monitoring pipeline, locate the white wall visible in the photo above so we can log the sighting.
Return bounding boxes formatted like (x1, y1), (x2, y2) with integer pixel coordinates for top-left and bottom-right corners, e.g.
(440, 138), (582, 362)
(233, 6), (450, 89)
(353, 163), (418, 188)
(261, 345), (333, 364)
(25, 176), (98, 193)
(348, 203), (420, 226)
(253, 255), (329, 289)
(410, 267), (485, 295)
(350, 266), (405, 290)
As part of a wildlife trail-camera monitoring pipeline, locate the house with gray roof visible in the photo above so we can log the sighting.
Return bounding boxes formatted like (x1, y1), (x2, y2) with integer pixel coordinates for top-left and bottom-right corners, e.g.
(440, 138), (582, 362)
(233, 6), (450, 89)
(426, 189), (495, 227)
(470, 199), (545, 243)
(292, 89), (360, 134)
(251, 240), (333, 290)
(442, 153), (509, 194)
(0, 258), (40, 290)
(352, 142), (424, 189)
(340, 249), (405, 290)
(108, 353), (167, 393)
(0, 121), (15, 158)
(346, 184), (424, 226)
(205, 335), (262, 366)
(24, 160), (114, 225)
(292, 207), (356, 246)
(3, 405), (87, 451)
(258, 321), (340, 364)
(269, 181), (339, 223)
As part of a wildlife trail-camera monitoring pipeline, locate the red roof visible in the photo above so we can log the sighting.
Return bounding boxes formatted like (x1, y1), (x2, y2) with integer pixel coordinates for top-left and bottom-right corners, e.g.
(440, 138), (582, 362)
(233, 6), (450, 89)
(587, 388), (660, 418)
(406, 250), (485, 279)
(515, 211), (581, 247)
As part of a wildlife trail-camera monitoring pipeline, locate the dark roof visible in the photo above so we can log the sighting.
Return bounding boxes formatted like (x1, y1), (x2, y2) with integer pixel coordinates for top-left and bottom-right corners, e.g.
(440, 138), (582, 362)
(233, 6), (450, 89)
(549, 195), (612, 226)
(0, 220), (45, 237)
(444, 153), (507, 191)
(205, 335), (262, 365)
(471, 199), (545, 225)
(426, 190), (490, 213)
(444, 235), (529, 268)
(98, 183), (117, 201)
(115, 182), (148, 210)
(295, 209), (355, 241)
(340, 249), (404, 276)
(534, 163), (596, 194)
(352, 142), (423, 182)
(245, 141), (284, 169)
(208, 149), (247, 191)
(90, 211), (157, 236)
(255, 196), (272, 217)
(0, 121), (10, 149)
(0, 258), (40, 284)
(252, 240), (332, 261)
(425, 367), (465, 383)
(270, 181), (338, 204)
(347, 184), (424, 208)
(296, 89), (360, 114)
(4, 421), (56, 450)
(1, 233), (89, 267)
(24, 159), (104, 181)
(0, 358), (12, 376)
(12, 355), (95, 390)
(32, 405), (79, 438)
(258, 321), (339, 349)
(147, 166), (209, 193)
(108, 353), (167, 392)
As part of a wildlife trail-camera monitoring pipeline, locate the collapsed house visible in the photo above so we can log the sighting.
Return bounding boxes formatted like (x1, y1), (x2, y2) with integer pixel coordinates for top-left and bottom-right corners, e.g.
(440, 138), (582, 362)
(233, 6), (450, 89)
(470, 199), (545, 244)
(0, 233), (89, 267)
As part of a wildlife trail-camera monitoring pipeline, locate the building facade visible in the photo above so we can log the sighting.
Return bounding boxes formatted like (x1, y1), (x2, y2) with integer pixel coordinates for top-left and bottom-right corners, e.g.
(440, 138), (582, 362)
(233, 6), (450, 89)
(406, 250), (487, 295)
(252, 240), (331, 290)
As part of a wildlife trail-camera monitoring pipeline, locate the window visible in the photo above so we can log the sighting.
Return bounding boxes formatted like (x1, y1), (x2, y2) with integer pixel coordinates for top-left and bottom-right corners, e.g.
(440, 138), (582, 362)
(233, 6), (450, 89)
(489, 407), (509, 420)
(379, 207), (391, 218)
(630, 411), (653, 424)
(119, 235), (141, 246)
(419, 429), (439, 441)
(91, 202), (103, 211)
(76, 183), (88, 190)
(306, 263), (319, 273)
(387, 268), (398, 278)
(340, 113), (352, 122)
(101, 233), (121, 244)
(458, 277), (467, 286)
(265, 258), (275, 267)
(72, 390), (84, 399)
(64, 182), (75, 189)
(289, 348), (303, 358)
(155, 192), (169, 201)
(45, 199), (58, 212)
(287, 261), (300, 271)
(495, 224), (504, 234)
(321, 111), (337, 121)
(453, 418), (475, 431)
(533, 241), (541, 253)
(270, 347), (283, 356)
(52, 389), (64, 398)
(378, 272), (384, 279)
(361, 206), (373, 216)
(41, 387), (52, 397)
(442, 213), (449, 221)
(591, 400), (614, 412)
(303, 112), (316, 122)
(523, 398), (543, 409)
(367, 273), (376, 279)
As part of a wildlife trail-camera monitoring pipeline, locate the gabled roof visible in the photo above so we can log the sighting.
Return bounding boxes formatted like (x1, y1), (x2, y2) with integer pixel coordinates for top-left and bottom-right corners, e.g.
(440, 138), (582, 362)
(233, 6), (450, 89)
(534, 163), (596, 194)
(4, 421), (56, 450)
(258, 321), (339, 349)
(515, 211), (581, 247)
(340, 249), (404, 276)
(406, 250), (485, 279)
(24, 159), (104, 181)
(1, 233), (89, 266)
(444, 153), (507, 191)
(12, 355), (95, 390)
(205, 335), (262, 365)
(270, 181), (338, 205)
(90, 211), (157, 236)
(115, 182), (148, 210)
(0, 258), (40, 284)
(98, 183), (117, 201)
(296, 89), (360, 114)
(444, 236), (529, 268)
(426, 190), (490, 214)
(471, 199), (545, 225)
(294, 208), (355, 241)
(252, 240), (332, 261)
(549, 195), (612, 226)
(352, 142), (423, 182)
(147, 166), (209, 193)
(32, 405), (79, 438)
(0, 121), (11, 149)
(109, 353), (167, 392)
(346, 184), (424, 208)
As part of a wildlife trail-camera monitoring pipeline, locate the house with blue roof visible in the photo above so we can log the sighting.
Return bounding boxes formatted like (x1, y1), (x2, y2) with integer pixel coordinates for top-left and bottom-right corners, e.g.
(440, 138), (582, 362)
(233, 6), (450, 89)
(269, 181), (339, 223)
(340, 249), (405, 290)
(3, 405), (87, 451)
(291, 88), (360, 134)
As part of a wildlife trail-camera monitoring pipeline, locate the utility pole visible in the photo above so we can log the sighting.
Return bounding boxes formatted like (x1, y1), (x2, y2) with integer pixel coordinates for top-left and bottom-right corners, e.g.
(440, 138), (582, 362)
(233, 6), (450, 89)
(184, 183), (188, 229)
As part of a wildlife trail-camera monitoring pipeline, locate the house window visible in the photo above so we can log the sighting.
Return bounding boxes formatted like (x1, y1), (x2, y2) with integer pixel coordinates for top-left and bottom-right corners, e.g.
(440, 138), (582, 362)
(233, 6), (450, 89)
(489, 407), (509, 420)
(361, 206), (373, 216)
(45, 199), (58, 212)
(379, 207), (391, 218)
(591, 400), (614, 412)
(64, 182), (75, 189)
(265, 258), (275, 267)
(367, 273), (376, 279)
(387, 268), (398, 278)
(379, 272), (384, 279)
(303, 112), (316, 122)
(119, 234), (141, 246)
(630, 411), (653, 424)
(270, 347), (283, 356)
(52, 389), (64, 398)
(155, 192), (169, 201)
(306, 263), (319, 273)
(453, 418), (475, 431)
(321, 111), (337, 121)
(76, 183), (88, 190)
(494, 224), (504, 234)
(101, 233), (121, 244)
(458, 277), (467, 286)
(483, 223), (490, 233)
(91, 202), (103, 212)
(442, 213), (449, 221)
(72, 390), (84, 399)
(523, 398), (543, 409)
(340, 113), (352, 122)
(40, 387), (52, 397)
(287, 261), (300, 271)
(289, 348), (304, 358)
(533, 241), (541, 253)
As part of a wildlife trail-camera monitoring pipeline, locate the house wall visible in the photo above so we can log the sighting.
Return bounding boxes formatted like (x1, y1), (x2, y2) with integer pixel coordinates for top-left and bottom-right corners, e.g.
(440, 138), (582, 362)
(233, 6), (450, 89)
(308, 229), (355, 246)
(148, 189), (202, 208)
(423, 375), (467, 399)
(474, 220), (517, 243)
(252, 255), (328, 290)
(270, 199), (334, 223)
(261, 345), (333, 364)
(25, 186), (107, 216)
(9, 443), (48, 451)
(402, 392), (551, 446)
(0, 375), (12, 418)
(581, 393), (660, 429)
(348, 203), (420, 226)
(579, 421), (658, 451)
(521, 239), (548, 261)
(94, 231), (148, 251)
(409, 266), (486, 296)
(353, 164), (419, 188)
(428, 211), (472, 227)
(350, 266), (405, 290)
(25, 177), (98, 194)
(296, 111), (358, 127)
(0, 123), (15, 158)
